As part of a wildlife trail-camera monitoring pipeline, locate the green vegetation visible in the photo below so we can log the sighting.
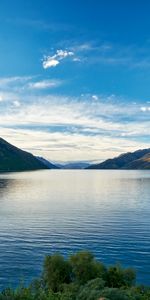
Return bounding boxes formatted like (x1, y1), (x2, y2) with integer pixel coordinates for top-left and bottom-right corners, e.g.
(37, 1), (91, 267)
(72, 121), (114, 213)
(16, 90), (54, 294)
(0, 250), (150, 300)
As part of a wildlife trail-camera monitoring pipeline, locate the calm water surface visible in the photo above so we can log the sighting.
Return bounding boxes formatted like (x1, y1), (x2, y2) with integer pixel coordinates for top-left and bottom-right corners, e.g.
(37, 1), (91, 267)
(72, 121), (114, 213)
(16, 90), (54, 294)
(0, 170), (150, 288)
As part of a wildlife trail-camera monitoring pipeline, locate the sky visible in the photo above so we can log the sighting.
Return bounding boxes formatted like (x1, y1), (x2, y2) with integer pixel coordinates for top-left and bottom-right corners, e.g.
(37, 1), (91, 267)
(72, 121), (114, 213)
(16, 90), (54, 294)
(0, 0), (150, 162)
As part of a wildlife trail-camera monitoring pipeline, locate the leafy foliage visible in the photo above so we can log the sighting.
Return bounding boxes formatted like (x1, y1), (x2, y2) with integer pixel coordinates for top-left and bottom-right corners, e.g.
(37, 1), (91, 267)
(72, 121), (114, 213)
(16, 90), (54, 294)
(106, 264), (136, 288)
(43, 253), (71, 292)
(69, 251), (106, 284)
(0, 250), (149, 300)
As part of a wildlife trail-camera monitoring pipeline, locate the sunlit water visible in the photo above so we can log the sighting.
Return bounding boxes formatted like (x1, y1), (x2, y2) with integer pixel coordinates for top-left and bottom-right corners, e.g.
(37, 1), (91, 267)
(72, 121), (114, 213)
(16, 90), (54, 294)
(0, 170), (150, 288)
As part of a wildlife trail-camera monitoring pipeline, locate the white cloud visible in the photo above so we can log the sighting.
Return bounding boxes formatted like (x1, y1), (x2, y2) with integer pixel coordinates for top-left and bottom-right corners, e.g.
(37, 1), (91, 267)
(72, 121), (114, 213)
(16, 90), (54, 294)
(140, 106), (150, 112)
(13, 100), (21, 107)
(0, 92), (149, 161)
(0, 126), (148, 163)
(54, 40), (150, 69)
(0, 76), (35, 94)
(0, 91), (21, 103)
(56, 49), (74, 58)
(0, 76), (63, 93)
(0, 76), (32, 87)
(92, 95), (98, 101)
(73, 57), (81, 62)
(43, 49), (74, 69)
(28, 79), (62, 89)
(0, 95), (4, 102)
(43, 59), (59, 68)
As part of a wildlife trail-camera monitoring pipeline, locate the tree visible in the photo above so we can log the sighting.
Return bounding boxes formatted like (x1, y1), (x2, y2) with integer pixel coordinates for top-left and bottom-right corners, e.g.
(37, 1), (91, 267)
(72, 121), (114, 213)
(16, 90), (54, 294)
(77, 278), (105, 300)
(106, 264), (136, 288)
(43, 253), (71, 292)
(69, 251), (106, 284)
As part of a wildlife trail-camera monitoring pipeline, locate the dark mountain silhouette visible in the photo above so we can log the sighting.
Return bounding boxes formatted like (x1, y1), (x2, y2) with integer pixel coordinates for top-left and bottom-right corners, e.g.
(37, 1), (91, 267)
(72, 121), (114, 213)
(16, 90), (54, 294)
(0, 138), (51, 172)
(87, 148), (150, 169)
(125, 153), (150, 169)
(36, 157), (60, 169)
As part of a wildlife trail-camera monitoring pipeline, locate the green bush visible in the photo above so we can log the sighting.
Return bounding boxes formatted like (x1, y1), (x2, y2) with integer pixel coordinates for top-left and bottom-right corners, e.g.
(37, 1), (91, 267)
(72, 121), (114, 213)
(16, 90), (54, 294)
(69, 250), (106, 284)
(77, 278), (105, 300)
(0, 250), (149, 300)
(106, 264), (136, 288)
(43, 253), (71, 292)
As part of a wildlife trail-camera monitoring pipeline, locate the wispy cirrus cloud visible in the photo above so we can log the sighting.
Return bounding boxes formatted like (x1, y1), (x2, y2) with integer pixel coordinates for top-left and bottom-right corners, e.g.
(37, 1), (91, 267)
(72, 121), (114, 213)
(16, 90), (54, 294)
(42, 42), (112, 68)
(0, 76), (149, 162)
(43, 40), (150, 69)
(0, 90), (149, 161)
(28, 79), (63, 89)
(80, 41), (150, 68)
(0, 76), (63, 91)
(140, 106), (150, 112)
(0, 96), (3, 102)
(0, 76), (32, 88)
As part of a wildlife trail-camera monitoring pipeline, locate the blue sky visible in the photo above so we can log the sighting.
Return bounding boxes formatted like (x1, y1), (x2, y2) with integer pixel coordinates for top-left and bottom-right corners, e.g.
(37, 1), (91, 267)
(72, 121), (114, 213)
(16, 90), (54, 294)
(0, 0), (150, 162)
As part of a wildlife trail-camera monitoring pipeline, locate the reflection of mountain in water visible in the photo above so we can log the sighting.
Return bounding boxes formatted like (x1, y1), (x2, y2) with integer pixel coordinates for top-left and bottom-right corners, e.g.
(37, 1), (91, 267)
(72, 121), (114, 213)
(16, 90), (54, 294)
(0, 176), (36, 202)
(0, 178), (16, 198)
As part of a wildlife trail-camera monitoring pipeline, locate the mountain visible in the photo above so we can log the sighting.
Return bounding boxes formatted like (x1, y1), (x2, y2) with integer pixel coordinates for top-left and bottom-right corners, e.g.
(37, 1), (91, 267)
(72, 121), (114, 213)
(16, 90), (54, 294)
(87, 148), (150, 170)
(125, 153), (150, 169)
(36, 157), (59, 169)
(61, 162), (91, 169)
(0, 138), (51, 172)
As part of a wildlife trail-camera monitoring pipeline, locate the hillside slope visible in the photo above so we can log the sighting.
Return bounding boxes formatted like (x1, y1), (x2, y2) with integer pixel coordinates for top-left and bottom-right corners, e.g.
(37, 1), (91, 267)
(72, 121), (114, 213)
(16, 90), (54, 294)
(125, 153), (150, 169)
(87, 148), (150, 169)
(36, 156), (59, 169)
(0, 138), (50, 172)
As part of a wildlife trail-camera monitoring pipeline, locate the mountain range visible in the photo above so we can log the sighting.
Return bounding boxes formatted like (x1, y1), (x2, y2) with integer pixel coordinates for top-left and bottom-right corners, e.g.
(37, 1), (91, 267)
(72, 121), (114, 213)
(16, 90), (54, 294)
(87, 148), (150, 169)
(59, 162), (91, 169)
(0, 137), (150, 171)
(0, 138), (57, 172)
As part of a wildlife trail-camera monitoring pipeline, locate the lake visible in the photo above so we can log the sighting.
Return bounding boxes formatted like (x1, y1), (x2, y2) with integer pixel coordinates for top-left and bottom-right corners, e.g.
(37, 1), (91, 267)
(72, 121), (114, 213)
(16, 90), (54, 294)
(0, 170), (150, 288)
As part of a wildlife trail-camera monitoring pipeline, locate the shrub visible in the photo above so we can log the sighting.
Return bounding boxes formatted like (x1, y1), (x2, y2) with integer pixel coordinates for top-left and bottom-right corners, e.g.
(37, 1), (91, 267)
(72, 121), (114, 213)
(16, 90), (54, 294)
(43, 254), (71, 292)
(69, 250), (106, 284)
(106, 264), (136, 288)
